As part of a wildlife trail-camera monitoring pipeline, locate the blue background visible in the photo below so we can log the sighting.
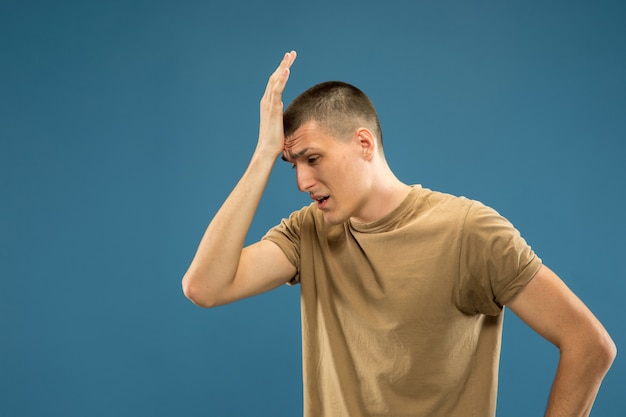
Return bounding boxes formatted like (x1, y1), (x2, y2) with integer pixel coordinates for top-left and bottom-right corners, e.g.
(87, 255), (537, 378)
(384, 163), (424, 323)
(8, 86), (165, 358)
(1, 1), (624, 416)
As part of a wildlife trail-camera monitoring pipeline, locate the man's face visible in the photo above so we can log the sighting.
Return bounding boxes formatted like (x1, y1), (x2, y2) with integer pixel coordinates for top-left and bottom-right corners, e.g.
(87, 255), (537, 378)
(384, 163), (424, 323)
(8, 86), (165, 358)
(283, 121), (371, 225)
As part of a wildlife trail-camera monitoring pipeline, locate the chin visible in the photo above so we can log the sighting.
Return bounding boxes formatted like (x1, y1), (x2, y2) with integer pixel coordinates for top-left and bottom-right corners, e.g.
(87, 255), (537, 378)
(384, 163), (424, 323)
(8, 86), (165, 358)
(322, 211), (349, 226)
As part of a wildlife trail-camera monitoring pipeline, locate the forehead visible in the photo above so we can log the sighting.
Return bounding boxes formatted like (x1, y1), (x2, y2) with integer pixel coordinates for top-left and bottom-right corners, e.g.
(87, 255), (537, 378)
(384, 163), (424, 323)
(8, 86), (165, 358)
(284, 121), (333, 156)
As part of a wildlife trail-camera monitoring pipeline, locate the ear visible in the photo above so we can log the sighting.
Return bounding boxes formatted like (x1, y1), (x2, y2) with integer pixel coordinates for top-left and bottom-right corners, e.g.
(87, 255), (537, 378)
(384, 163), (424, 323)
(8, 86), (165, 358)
(355, 128), (376, 161)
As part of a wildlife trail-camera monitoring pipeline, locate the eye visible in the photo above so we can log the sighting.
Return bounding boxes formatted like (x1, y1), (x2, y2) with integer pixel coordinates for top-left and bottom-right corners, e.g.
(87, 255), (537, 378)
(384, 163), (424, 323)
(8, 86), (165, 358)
(307, 155), (320, 164)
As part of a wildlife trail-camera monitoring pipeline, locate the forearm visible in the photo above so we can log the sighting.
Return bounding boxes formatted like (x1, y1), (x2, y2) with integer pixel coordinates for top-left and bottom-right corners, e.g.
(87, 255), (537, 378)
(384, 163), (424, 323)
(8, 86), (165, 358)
(182, 51), (296, 307)
(507, 266), (616, 417)
(544, 339), (616, 417)
(182, 149), (277, 306)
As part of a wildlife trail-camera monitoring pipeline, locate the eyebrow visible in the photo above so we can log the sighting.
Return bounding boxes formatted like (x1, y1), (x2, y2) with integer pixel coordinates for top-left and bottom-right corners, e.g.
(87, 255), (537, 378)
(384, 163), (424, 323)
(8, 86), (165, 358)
(281, 147), (311, 162)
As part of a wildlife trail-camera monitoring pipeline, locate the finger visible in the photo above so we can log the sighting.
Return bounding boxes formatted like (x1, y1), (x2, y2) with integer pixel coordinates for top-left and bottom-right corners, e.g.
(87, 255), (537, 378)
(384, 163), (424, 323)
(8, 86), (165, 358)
(271, 66), (290, 100)
(280, 50), (297, 70)
(273, 51), (297, 95)
(262, 53), (290, 97)
(263, 51), (297, 98)
(284, 50), (297, 69)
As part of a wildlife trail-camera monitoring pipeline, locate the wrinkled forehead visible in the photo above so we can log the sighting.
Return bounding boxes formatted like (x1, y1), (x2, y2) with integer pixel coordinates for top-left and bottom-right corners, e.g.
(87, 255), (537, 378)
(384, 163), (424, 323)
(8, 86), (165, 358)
(282, 121), (335, 161)
(284, 121), (319, 151)
(283, 135), (298, 151)
(283, 135), (311, 162)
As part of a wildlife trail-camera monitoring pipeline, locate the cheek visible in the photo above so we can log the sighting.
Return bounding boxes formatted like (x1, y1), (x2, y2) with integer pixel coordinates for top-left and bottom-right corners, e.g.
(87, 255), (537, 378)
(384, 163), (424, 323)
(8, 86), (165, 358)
(325, 153), (365, 194)
(339, 158), (367, 187)
(338, 152), (360, 175)
(332, 164), (355, 191)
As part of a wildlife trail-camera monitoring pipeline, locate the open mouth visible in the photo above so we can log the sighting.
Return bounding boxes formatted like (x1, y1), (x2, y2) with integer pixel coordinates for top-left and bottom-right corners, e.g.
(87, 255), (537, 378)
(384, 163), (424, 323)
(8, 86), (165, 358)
(315, 196), (330, 208)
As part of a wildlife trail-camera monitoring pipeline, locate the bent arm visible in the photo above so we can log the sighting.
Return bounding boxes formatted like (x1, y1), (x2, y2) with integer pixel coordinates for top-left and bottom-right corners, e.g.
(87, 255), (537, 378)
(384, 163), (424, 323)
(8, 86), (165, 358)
(182, 157), (295, 307)
(507, 265), (616, 417)
(182, 51), (297, 307)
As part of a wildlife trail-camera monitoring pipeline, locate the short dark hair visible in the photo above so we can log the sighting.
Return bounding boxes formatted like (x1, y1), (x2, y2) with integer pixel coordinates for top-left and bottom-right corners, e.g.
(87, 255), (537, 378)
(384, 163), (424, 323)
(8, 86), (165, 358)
(283, 81), (383, 147)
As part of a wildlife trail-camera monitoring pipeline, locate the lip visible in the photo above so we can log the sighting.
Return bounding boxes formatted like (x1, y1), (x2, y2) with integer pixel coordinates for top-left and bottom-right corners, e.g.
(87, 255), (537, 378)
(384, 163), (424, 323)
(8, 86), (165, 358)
(311, 195), (330, 209)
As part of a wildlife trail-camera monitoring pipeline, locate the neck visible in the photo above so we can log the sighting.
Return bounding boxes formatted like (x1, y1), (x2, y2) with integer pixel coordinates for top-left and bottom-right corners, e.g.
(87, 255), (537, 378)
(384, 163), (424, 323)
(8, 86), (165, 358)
(350, 163), (412, 224)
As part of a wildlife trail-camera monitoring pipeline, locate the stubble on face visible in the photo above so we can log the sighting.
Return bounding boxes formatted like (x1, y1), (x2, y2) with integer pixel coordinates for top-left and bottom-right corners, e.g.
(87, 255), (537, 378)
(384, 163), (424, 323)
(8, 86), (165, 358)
(285, 122), (375, 226)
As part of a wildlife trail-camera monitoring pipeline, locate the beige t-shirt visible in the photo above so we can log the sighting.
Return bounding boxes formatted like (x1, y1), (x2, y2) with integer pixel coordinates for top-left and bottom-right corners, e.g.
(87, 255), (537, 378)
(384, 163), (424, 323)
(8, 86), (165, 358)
(264, 186), (541, 417)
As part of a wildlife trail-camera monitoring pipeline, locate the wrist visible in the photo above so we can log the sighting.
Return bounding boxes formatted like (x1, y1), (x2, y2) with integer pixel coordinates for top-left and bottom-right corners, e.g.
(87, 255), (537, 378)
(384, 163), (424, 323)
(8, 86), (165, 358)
(250, 146), (281, 171)
(253, 142), (283, 162)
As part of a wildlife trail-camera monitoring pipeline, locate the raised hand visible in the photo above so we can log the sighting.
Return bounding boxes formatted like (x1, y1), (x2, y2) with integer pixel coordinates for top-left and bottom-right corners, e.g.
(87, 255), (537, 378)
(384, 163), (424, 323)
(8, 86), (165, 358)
(182, 51), (299, 308)
(257, 51), (297, 159)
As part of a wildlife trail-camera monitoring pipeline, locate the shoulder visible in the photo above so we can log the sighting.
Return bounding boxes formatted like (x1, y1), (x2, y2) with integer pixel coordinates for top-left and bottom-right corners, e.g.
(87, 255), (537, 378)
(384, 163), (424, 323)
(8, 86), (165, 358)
(415, 187), (507, 226)
(264, 202), (326, 241)
(413, 186), (480, 223)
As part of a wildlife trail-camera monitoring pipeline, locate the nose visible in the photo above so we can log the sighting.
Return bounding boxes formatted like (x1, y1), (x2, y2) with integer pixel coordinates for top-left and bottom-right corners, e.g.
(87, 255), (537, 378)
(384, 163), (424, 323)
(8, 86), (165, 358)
(296, 165), (315, 192)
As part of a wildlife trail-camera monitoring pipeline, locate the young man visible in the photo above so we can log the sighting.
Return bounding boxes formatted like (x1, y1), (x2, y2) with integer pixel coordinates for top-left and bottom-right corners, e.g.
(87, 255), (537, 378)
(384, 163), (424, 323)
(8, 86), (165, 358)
(182, 51), (616, 416)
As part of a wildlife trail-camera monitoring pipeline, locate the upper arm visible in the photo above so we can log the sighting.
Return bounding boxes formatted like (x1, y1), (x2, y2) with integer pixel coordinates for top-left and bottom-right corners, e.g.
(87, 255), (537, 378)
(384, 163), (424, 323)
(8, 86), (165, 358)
(216, 239), (297, 306)
(507, 265), (613, 353)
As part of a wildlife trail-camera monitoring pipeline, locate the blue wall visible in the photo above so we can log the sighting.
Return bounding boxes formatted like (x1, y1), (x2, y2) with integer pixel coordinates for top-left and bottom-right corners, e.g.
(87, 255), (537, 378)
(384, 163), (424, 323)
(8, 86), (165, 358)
(1, 1), (624, 416)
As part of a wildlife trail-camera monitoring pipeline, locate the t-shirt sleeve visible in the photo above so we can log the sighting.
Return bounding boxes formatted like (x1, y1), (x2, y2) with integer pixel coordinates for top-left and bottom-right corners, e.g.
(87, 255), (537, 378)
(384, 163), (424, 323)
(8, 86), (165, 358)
(457, 201), (542, 315)
(262, 209), (304, 285)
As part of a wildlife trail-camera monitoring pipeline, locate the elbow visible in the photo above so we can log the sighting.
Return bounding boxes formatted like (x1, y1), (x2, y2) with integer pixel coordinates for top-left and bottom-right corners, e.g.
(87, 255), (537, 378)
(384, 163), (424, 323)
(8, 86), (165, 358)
(596, 330), (617, 373)
(573, 327), (618, 377)
(181, 273), (221, 309)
